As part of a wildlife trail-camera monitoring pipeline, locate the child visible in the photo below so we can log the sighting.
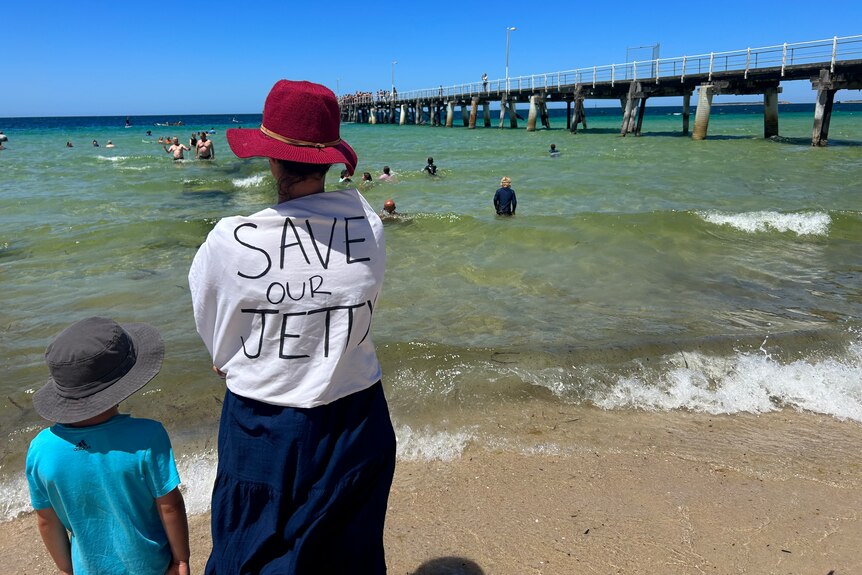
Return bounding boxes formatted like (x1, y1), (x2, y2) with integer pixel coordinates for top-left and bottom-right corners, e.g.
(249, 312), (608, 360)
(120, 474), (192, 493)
(423, 157), (437, 175)
(25, 317), (190, 575)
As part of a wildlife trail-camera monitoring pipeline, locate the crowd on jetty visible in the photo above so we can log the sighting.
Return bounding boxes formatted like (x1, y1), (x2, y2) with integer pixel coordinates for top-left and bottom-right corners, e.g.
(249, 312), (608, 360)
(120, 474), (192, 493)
(338, 89), (398, 106)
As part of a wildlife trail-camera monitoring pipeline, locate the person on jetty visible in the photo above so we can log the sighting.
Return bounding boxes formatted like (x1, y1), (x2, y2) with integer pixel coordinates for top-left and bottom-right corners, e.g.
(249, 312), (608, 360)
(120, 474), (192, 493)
(164, 137), (190, 160)
(493, 176), (517, 216)
(189, 79), (396, 575)
(482, 72), (488, 92)
(423, 157), (437, 175)
(25, 317), (190, 575)
(195, 132), (214, 159)
(378, 165), (394, 181)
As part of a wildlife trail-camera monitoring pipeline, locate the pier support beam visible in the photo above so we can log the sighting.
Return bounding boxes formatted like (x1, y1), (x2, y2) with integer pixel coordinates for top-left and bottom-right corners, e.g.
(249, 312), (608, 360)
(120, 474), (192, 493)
(527, 94), (538, 131)
(446, 102), (454, 127)
(400, 104), (407, 125)
(461, 103), (470, 127)
(763, 87), (779, 138)
(692, 84), (714, 140)
(469, 97), (479, 129)
(682, 91), (691, 135)
(635, 97), (647, 136)
(499, 97), (508, 128)
(483, 102), (491, 127)
(369, 106), (377, 125)
(510, 101), (518, 129)
(620, 82), (638, 136)
(571, 92), (587, 133)
(812, 70), (836, 147)
(540, 97), (551, 129)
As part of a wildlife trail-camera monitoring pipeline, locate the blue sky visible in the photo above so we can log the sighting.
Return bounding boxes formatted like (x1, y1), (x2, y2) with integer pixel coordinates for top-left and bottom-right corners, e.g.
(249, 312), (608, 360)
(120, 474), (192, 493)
(2, 1), (861, 117)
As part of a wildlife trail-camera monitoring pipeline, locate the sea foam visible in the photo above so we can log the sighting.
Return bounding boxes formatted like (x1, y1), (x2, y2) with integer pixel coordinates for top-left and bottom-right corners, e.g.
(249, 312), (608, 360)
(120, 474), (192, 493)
(592, 341), (862, 421)
(232, 174), (266, 188)
(697, 210), (831, 236)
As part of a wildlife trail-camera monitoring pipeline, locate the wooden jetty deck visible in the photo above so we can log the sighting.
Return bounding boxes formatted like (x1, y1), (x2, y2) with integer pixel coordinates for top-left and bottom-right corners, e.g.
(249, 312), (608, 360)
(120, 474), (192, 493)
(338, 35), (862, 146)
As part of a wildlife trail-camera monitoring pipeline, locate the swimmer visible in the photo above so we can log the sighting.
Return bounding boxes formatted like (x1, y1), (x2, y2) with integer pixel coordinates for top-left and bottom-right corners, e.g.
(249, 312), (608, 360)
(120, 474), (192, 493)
(549, 144), (560, 156)
(106, 140), (115, 148)
(92, 139), (100, 147)
(423, 157), (437, 175)
(339, 169), (352, 184)
(378, 166), (393, 181)
(360, 172), (373, 185)
(164, 136), (190, 160)
(66, 141), (73, 148)
(380, 199), (398, 218)
(196, 132), (214, 160)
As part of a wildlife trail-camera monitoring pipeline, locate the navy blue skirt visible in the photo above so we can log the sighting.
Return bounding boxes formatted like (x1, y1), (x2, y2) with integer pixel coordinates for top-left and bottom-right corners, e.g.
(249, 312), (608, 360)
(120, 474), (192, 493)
(205, 381), (396, 575)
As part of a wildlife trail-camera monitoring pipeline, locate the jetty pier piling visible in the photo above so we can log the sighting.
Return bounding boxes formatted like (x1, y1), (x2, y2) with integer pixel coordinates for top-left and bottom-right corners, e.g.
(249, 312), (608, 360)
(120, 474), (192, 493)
(339, 35), (862, 146)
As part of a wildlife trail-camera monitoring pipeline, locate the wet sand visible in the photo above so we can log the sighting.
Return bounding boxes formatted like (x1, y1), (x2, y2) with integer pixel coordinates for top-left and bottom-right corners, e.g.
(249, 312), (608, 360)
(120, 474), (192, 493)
(3, 407), (861, 574)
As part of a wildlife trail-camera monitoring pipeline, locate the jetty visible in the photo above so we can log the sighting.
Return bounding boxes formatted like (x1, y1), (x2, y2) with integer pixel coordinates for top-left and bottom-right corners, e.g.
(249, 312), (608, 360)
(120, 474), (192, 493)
(338, 35), (862, 146)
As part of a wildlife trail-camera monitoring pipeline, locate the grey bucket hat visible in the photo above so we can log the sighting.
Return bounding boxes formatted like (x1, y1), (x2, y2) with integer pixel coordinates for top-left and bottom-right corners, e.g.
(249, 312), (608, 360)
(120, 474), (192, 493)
(33, 317), (164, 424)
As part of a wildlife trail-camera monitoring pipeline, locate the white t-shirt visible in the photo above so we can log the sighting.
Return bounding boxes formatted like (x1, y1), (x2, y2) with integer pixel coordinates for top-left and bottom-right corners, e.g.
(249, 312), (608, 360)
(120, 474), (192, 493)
(189, 189), (385, 408)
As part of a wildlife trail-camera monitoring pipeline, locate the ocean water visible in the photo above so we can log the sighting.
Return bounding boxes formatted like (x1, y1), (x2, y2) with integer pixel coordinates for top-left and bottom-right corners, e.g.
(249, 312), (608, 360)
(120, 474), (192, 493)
(1, 104), (862, 520)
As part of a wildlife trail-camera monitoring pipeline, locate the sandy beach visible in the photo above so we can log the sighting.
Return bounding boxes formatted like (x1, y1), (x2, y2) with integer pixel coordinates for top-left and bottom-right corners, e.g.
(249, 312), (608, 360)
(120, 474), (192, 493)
(3, 404), (861, 575)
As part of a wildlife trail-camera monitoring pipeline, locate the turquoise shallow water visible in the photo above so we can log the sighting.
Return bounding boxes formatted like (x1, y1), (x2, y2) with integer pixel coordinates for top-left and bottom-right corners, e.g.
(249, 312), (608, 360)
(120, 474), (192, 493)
(1, 105), (862, 518)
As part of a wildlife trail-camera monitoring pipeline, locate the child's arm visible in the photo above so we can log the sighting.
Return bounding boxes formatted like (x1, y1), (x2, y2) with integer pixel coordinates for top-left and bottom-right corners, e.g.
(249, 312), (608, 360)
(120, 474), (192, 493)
(156, 487), (190, 575)
(35, 508), (73, 575)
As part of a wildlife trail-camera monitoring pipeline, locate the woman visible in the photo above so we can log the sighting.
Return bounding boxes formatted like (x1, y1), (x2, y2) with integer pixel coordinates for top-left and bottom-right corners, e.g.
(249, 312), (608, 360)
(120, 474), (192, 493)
(189, 80), (395, 574)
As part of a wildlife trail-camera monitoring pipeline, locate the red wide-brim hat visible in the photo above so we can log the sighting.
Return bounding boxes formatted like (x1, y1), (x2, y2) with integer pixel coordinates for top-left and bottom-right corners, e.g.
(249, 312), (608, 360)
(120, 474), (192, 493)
(226, 80), (358, 175)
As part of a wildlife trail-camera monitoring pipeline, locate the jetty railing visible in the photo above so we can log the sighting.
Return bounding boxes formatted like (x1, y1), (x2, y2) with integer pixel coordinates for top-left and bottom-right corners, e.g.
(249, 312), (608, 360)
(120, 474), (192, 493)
(340, 35), (862, 106)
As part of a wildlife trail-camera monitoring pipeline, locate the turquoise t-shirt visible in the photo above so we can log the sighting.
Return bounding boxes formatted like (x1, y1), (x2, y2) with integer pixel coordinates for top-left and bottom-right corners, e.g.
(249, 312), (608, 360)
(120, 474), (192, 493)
(26, 414), (180, 575)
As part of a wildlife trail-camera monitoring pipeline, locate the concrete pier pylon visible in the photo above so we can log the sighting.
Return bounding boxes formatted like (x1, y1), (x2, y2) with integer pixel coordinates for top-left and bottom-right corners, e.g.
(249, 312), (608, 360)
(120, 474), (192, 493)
(461, 103), (470, 127)
(812, 69), (836, 147)
(510, 101), (518, 129)
(400, 104), (407, 125)
(469, 97), (479, 129)
(620, 83), (637, 136)
(446, 102), (454, 127)
(527, 94), (539, 131)
(483, 102), (491, 127)
(369, 106), (377, 125)
(692, 84), (714, 140)
(499, 97), (507, 128)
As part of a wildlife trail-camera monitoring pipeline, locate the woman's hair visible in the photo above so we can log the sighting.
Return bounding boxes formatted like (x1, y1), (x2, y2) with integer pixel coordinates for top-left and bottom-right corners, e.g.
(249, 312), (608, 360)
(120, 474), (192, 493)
(273, 159), (331, 192)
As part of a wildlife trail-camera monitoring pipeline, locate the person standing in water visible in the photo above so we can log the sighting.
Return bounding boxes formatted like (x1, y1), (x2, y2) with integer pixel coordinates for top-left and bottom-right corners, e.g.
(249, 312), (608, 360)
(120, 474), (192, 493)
(493, 176), (517, 216)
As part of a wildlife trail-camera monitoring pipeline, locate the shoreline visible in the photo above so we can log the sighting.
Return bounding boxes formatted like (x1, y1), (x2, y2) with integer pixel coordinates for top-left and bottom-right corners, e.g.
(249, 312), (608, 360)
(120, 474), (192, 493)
(3, 407), (862, 574)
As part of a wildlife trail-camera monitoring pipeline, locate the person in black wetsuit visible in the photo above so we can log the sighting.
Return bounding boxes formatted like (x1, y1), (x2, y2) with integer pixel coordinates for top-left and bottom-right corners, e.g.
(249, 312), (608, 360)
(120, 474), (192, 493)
(493, 176), (517, 216)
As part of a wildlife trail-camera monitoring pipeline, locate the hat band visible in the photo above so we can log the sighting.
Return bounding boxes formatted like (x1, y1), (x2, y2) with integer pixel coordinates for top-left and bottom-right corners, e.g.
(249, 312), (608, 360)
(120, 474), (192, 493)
(54, 343), (138, 400)
(260, 125), (341, 149)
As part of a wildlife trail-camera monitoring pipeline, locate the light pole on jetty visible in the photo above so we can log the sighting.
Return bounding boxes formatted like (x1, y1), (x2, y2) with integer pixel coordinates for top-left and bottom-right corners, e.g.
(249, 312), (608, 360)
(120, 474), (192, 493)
(505, 27), (516, 94)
